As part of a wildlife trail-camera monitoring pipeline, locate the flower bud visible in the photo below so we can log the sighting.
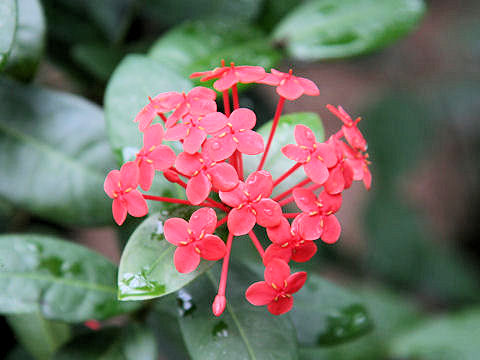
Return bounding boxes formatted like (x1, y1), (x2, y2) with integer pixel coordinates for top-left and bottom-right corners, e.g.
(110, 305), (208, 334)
(212, 294), (226, 316)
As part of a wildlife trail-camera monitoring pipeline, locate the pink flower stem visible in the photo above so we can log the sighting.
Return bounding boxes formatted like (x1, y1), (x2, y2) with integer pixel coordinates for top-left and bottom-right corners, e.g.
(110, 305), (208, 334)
(159, 113), (168, 123)
(217, 232), (234, 297)
(273, 163), (302, 188)
(248, 230), (265, 257)
(283, 212), (301, 219)
(232, 84), (240, 110)
(223, 90), (231, 117)
(236, 151), (244, 181)
(278, 196), (295, 207)
(142, 194), (225, 211)
(215, 216), (228, 229)
(257, 96), (286, 170)
(272, 178), (310, 202)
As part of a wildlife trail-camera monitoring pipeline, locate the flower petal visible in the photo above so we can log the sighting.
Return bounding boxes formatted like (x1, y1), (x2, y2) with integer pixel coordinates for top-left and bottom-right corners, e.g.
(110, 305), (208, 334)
(314, 143), (337, 168)
(120, 161), (139, 189)
(104, 170), (120, 198)
(245, 281), (277, 306)
(227, 207), (256, 236)
(229, 108), (256, 131)
(186, 172), (212, 205)
(189, 207), (217, 236)
(258, 71), (282, 85)
(142, 124), (164, 149)
(235, 130), (264, 155)
(207, 162), (239, 191)
(323, 165), (345, 195)
(321, 215), (341, 244)
(198, 112), (228, 133)
(293, 188), (318, 213)
(190, 98), (217, 116)
(363, 165), (372, 190)
(277, 78), (304, 100)
(294, 124), (316, 148)
(246, 170), (273, 200)
(343, 125), (367, 152)
(267, 296), (294, 315)
(149, 145), (176, 171)
(124, 190), (148, 217)
(297, 77), (319, 96)
(112, 198), (127, 225)
(296, 213), (322, 241)
(281, 144), (310, 163)
(187, 86), (217, 101)
(175, 152), (202, 176)
(219, 182), (248, 208)
(263, 244), (292, 266)
(266, 217), (292, 245)
(183, 126), (206, 154)
(264, 258), (290, 288)
(197, 234), (226, 261)
(234, 66), (266, 83)
(164, 217), (189, 245)
(138, 161), (155, 191)
(285, 272), (307, 294)
(318, 191), (342, 214)
(164, 123), (188, 141)
(204, 135), (236, 162)
(304, 158), (329, 184)
(174, 245), (201, 273)
(254, 199), (282, 228)
(134, 103), (156, 131)
(213, 71), (237, 91)
(291, 241), (317, 262)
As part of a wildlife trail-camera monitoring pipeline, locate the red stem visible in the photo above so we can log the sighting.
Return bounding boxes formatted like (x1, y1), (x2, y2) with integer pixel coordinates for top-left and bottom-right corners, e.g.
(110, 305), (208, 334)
(283, 212), (300, 219)
(273, 163), (301, 188)
(215, 216), (228, 229)
(272, 178), (310, 202)
(248, 231), (265, 257)
(217, 232), (234, 296)
(232, 84), (239, 110)
(334, 129), (344, 140)
(223, 90), (231, 117)
(159, 113), (168, 123)
(236, 151), (244, 181)
(257, 96), (286, 170)
(278, 196), (295, 207)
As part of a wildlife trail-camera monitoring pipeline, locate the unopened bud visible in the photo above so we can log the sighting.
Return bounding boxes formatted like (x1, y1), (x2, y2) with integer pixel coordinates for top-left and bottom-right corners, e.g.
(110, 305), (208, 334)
(164, 170), (180, 183)
(212, 294), (226, 316)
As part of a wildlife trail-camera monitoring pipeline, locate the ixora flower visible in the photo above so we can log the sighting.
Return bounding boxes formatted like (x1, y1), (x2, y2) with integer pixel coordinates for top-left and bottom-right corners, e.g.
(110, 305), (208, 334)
(105, 60), (372, 317)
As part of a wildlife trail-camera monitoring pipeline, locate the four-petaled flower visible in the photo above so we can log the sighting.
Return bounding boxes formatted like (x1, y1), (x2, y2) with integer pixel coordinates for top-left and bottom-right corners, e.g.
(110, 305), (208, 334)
(164, 208), (227, 273)
(259, 69), (319, 100)
(339, 141), (372, 190)
(204, 108), (264, 161)
(135, 124), (176, 191)
(327, 104), (367, 152)
(134, 92), (183, 131)
(293, 188), (342, 242)
(263, 217), (317, 265)
(175, 151), (238, 205)
(246, 259), (307, 315)
(323, 136), (354, 195)
(104, 162), (148, 225)
(220, 171), (282, 235)
(282, 124), (337, 184)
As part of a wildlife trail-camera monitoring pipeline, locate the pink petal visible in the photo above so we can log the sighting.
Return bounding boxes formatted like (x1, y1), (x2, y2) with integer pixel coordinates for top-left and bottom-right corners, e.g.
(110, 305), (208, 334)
(174, 245), (201, 273)
(219, 182), (248, 208)
(292, 188), (318, 213)
(164, 217), (189, 245)
(253, 199), (282, 228)
(112, 198), (127, 225)
(296, 213), (322, 241)
(323, 165), (345, 195)
(277, 78), (304, 101)
(134, 103), (156, 132)
(304, 158), (329, 184)
(204, 136), (236, 162)
(227, 207), (256, 236)
(104, 170), (121, 198)
(166, 102), (187, 127)
(245, 170), (273, 200)
(189, 207), (217, 236)
(124, 190), (148, 217)
(263, 244), (292, 266)
(120, 161), (139, 190)
(149, 145), (176, 170)
(234, 66), (266, 83)
(264, 258), (290, 288)
(343, 125), (367, 152)
(229, 108), (256, 131)
(291, 241), (317, 262)
(245, 281), (277, 306)
(267, 296), (294, 315)
(207, 162), (239, 191)
(189, 98), (217, 116)
(296, 77), (319, 96)
(258, 72), (281, 86)
(235, 130), (264, 155)
(175, 152), (202, 176)
(343, 162), (354, 189)
(197, 234), (226, 261)
(213, 71), (237, 92)
(187, 86), (217, 101)
(321, 215), (341, 244)
(314, 143), (338, 168)
(197, 112), (228, 133)
(186, 172), (212, 205)
(151, 92), (184, 111)
(142, 124), (164, 149)
(285, 272), (307, 294)
(282, 144), (310, 163)
(318, 191), (342, 214)
(363, 165), (372, 190)
(183, 126), (206, 154)
(138, 161), (155, 191)
(294, 124), (316, 148)
(326, 104), (351, 125)
(164, 123), (188, 141)
(266, 217), (292, 245)
(191, 67), (228, 81)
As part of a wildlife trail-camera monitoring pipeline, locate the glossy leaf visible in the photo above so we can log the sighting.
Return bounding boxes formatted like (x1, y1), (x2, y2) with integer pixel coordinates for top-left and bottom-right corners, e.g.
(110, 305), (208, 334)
(7, 312), (71, 360)
(53, 323), (157, 360)
(0, 79), (116, 226)
(290, 273), (372, 346)
(0, 234), (137, 322)
(72, 43), (125, 82)
(118, 210), (213, 301)
(273, 0), (426, 61)
(244, 112), (325, 196)
(4, 0), (46, 81)
(0, 0), (16, 69)
(178, 267), (298, 360)
(390, 308), (480, 360)
(149, 21), (281, 79)
(104, 54), (192, 159)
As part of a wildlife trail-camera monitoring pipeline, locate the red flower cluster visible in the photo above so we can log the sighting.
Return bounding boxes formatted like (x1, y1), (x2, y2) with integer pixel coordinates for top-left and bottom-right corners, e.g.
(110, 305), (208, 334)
(105, 61), (371, 316)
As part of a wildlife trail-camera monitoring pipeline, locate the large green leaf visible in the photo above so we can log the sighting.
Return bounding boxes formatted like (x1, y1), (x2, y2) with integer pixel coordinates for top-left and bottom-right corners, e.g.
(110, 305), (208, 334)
(290, 273), (372, 346)
(104, 54), (193, 160)
(53, 323), (157, 360)
(118, 211), (213, 301)
(0, 78), (116, 226)
(7, 312), (71, 360)
(178, 267), (298, 360)
(273, 0), (426, 61)
(0, 234), (137, 322)
(390, 308), (480, 360)
(0, 0), (16, 69)
(149, 21), (281, 78)
(244, 112), (325, 197)
(4, 0), (46, 81)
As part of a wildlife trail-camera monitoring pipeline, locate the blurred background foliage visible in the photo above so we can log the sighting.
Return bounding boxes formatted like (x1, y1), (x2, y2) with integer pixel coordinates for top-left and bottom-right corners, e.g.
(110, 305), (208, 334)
(1, 0), (479, 359)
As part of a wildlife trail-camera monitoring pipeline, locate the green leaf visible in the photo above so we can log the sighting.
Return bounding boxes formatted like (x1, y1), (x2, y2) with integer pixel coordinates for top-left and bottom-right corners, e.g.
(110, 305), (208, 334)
(0, 0), (16, 69)
(273, 0), (426, 61)
(290, 273), (372, 346)
(118, 211), (212, 301)
(149, 21), (281, 78)
(0, 234), (137, 322)
(104, 54), (192, 159)
(390, 307), (480, 360)
(0, 78), (116, 226)
(244, 112), (325, 197)
(71, 43), (125, 82)
(53, 323), (157, 360)
(178, 267), (298, 360)
(7, 312), (71, 360)
(4, 0), (46, 81)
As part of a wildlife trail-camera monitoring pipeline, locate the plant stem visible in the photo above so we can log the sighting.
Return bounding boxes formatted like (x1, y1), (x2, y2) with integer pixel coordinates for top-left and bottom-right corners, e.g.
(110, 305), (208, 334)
(232, 84), (239, 110)
(273, 163), (301, 188)
(257, 96), (285, 170)
(248, 230), (265, 257)
(272, 178), (310, 202)
(223, 90), (230, 117)
(283, 212), (300, 219)
(217, 232), (234, 296)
